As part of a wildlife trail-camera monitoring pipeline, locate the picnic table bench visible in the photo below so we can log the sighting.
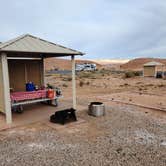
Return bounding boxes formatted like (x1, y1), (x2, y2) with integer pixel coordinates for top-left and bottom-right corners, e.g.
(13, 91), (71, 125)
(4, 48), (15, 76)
(10, 90), (62, 112)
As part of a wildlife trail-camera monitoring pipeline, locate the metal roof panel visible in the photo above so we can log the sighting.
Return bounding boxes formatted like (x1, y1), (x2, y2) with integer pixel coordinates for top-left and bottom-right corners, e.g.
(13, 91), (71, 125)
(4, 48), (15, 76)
(0, 34), (84, 55)
(143, 61), (164, 66)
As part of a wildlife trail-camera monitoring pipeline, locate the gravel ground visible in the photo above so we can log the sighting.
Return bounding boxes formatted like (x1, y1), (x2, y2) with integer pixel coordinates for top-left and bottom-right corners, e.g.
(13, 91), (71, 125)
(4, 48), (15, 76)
(0, 105), (166, 166)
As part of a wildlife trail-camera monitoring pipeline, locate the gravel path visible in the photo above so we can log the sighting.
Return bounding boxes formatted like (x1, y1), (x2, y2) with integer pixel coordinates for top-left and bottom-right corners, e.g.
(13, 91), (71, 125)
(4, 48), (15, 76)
(0, 105), (166, 166)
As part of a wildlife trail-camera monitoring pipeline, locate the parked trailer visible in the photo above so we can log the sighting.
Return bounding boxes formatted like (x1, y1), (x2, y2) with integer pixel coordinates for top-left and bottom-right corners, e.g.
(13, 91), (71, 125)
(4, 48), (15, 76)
(76, 63), (97, 72)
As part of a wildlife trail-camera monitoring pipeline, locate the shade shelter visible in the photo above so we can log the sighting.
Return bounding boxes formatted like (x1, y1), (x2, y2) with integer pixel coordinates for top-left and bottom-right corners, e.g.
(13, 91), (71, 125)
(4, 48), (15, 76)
(0, 34), (84, 124)
(143, 61), (165, 77)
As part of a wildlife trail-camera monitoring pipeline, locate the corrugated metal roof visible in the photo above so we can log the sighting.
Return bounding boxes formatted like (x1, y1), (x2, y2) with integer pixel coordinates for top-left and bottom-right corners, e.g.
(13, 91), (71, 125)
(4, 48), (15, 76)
(143, 61), (164, 66)
(0, 34), (84, 55)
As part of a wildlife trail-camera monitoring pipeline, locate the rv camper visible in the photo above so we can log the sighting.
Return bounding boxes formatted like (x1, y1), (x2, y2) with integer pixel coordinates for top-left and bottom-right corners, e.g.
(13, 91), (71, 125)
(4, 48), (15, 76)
(76, 63), (96, 72)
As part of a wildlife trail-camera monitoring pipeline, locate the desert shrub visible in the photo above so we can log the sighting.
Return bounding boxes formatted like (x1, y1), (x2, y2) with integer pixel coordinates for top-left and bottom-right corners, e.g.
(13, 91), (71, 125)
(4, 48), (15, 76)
(119, 83), (129, 87)
(134, 71), (142, 76)
(158, 84), (165, 87)
(62, 77), (72, 81)
(100, 69), (110, 75)
(136, 81), (142, 84)
(124, 71), (135, 78)
(124, 83), (129, 86)
(47, 83), (55, 89)
(124, 71), (142, 78)
(79, 81), (84, 87)
(77, 69), (112, 79)
(78, 72), (96, 79)
(62, 83), (68, 87)
(146, 84), (154, 86)
(45, 74), (52, 77)
(86, 81), (90, 85)
(139, 88), (142, 91)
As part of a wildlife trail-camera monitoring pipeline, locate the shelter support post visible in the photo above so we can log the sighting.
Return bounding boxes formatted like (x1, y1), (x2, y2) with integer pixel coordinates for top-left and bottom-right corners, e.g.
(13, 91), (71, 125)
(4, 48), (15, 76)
(41, 58), (46, 86)
(162, 65), (164, 78)
(155, 66), (157, 77)
(71, 55), (76, 109)
(1, 53), (12, 124)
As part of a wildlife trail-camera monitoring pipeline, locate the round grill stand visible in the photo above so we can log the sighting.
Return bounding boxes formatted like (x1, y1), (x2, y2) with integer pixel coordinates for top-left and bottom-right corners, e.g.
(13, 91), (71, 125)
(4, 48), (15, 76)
(88, 102), (105, 117)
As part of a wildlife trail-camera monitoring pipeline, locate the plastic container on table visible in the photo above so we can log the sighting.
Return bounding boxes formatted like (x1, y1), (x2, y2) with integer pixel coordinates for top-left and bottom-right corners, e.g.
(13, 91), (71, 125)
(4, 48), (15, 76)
(26, 82), (35, 91)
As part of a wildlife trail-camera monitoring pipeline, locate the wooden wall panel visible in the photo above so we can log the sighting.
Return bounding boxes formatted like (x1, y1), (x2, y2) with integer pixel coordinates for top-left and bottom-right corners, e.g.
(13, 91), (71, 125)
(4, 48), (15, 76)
(8, 60), (43, 92)
(26, 61), (42, 87)
(8, 60), (26, 91)
(144, 66), (155, 77)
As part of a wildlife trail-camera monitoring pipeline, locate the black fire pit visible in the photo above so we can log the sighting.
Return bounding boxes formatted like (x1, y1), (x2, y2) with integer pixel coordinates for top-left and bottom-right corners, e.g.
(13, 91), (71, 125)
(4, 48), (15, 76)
(50, 108), (77, 125)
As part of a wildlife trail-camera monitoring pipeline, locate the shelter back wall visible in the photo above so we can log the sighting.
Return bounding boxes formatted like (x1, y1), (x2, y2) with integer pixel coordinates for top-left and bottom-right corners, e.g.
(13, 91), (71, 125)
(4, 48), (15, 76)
(8, 60), (43, 91)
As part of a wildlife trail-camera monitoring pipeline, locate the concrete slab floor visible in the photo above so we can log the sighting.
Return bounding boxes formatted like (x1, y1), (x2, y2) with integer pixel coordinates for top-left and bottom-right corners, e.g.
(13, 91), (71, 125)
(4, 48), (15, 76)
(0, 101), (77, 131)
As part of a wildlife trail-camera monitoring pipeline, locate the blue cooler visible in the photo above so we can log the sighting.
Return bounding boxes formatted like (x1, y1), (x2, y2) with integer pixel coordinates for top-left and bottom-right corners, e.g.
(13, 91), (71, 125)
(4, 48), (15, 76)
(26, 82), (35, 91)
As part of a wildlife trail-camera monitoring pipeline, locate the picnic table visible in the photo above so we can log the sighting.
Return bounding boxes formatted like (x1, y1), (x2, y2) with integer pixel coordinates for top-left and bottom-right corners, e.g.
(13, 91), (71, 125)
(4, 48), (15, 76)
(10, 90), (61, 108)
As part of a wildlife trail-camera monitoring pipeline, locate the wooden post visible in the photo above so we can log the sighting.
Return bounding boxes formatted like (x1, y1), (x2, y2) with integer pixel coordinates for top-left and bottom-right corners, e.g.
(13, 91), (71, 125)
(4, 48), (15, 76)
(71, 55), (76, 109)
(1, 53), (12, 124)
(162, 65), (164, 78)
(155, 66), (157, 77)
(41, 58), (45, 86)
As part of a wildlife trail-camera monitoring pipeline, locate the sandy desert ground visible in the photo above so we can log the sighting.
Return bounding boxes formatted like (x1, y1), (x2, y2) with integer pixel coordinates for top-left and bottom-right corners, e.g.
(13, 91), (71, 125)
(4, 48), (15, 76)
(46, 70), (166, 109)
(0, 70), (166, 166)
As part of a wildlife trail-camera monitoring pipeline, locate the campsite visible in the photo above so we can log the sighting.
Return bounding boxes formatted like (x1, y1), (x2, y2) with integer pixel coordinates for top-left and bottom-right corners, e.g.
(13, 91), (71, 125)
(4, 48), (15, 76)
(0, 1), (166, 165)
(0, 53), (166, 165)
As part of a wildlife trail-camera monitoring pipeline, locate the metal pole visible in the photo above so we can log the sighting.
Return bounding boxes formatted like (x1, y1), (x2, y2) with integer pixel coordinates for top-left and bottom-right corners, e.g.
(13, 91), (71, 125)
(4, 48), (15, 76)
(71, 55), (76, 109)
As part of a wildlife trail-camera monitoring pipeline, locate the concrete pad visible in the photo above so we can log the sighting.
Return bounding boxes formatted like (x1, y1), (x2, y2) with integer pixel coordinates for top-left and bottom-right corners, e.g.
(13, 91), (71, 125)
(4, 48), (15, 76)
(0, 102), (72, 131)
(44, 118), (86, 131)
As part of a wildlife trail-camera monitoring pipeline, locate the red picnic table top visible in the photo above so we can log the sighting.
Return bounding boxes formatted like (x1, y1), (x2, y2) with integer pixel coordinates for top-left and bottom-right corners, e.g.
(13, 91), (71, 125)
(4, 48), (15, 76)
(10, 90), (47, 102)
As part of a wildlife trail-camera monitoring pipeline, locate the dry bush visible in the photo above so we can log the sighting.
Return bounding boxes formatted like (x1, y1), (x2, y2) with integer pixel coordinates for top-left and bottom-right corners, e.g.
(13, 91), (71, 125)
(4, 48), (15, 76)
(124, 71), (135, 78)
(124, 71), (142, 78)
(136, 82), (143, 84)
(146, 84), (154, 87)
(86, 81), (90, 85)
(100, 69), (111, 76)
(134, 71), (142, 76)
(62, 77), (72, 81)
(45, 74), (52, 77)
(119, 83), (129, 87)
(78, 72), (97, 79)
(79, 81), (84, 87)
(139, 88), (143, 91)
(62, 83), (68, 87)
(158, 84), (165, 87)
(77, 69), (112, 80)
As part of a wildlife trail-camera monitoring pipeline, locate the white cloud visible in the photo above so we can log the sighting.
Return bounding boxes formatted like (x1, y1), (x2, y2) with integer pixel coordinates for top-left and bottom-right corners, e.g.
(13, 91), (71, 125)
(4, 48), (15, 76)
(0, 0), (166, 59)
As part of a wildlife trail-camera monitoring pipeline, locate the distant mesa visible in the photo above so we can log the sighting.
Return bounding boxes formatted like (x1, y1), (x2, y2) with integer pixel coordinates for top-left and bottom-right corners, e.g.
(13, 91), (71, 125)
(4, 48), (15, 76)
(45, 57), (166, 71)
(121, 58), (166, 71)
(44, 58), (102, 71)
(93, 59), (129, 65)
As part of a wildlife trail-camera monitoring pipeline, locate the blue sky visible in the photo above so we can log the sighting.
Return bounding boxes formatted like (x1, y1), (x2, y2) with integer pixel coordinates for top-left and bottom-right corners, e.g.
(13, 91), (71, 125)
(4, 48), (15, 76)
(0, 0), (166, 60)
